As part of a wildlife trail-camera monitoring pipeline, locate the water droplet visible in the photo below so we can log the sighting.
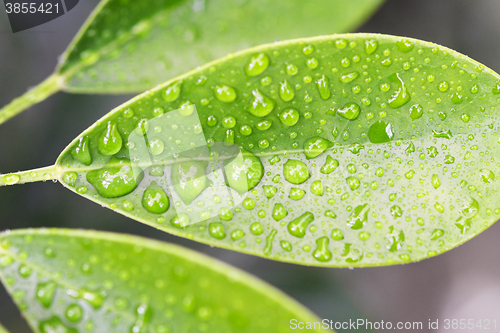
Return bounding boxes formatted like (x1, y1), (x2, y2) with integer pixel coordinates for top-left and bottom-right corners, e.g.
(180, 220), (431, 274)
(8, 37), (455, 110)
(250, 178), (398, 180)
(36, 282), (57, 308)
(340, 71), (360, 83)
(239, 125), (252, 135)
(387, 226), (405, 252)
(359, 232), (370, 241)
(218, 207), (233, 221)
(337, 103), (361, 120)
(264, 229), (277, 255)
(331, 229), (344, 240)
(71, 136), (92, 166)
(409, 104), (423, 120)
(149, 166), (164, 177)
(391, 205), (403, 217)
(313, 237), (332, 262)
(245, 53), (270, 76)
(283, 160), (310, 184)
(438, 81), (449, 92)
(306, 57), (319, 69)
(286, 63), (298, 75)
(214, 85), (237, 103)
(364, 39), (378, 55)
(279, 80), (295, 102)
(222, 116), (236, 128)
(231, 229), (245, 241)
(346, 176), (360, 190)
(209, 223), (226, 239)
(288, 212), (314, 238)
(62, 172), (78, 187)
(224, 149), (264, 195)
(455, 197), (479, 234)
(320, 156), (339, 174)
(0, 255), (13, 267)
(263, 185), (277, 199)
(451, 92), (463, 104)
(207, 115), (218, 127)
(162, 81), (182, 102)
(65, 304), (83, 322)
(142, 182), (169, 214)
(256, 120), (272, 131)
(368, 121), (394, 143)
(347, 204), (369, 229)
(388, 73), (411, 108)
(480, 169), (495, 183)
(3, 174), (20, 185)
(278, 108), (299, 126)
(246, 89), (275, 117)
(316, 75), (330, 100)
(242, 198), (255, 210)
(87, 157), (144, 198)
(430, 229), (444, 240)
(250, 222), (263, 235)
(171, 214), (190, 228)
(173, 162), (208, 208)
(98, 121), (123, 155)
(148, 137), (165, 156)
(288, 188), (305, 201)
(431, 174), (441, 189)
(310, 180), (323, 196)
(396, 39), (414, 53)
(304, 137), (333, 159)
(280, 240), (292, 251)
(272, 203), (288, 221)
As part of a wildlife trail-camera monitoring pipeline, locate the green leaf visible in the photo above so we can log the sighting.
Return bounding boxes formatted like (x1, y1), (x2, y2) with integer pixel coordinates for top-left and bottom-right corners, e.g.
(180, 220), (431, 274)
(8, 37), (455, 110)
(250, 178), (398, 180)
(0, 0), (384, 125)
(2, 33), (499, 267)
(0, 323), (10, 333)
(0, 229), (328, 332)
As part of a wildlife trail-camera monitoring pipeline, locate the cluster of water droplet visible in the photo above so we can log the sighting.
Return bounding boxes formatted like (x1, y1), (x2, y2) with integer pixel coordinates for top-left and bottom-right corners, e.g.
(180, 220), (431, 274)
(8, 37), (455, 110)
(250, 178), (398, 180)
(56, 34), (500, 266)
(0, 232), (301, 332)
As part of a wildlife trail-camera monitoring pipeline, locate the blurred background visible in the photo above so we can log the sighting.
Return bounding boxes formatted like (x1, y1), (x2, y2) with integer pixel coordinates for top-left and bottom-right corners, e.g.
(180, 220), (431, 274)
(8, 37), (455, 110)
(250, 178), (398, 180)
(1, 0), (500, 332)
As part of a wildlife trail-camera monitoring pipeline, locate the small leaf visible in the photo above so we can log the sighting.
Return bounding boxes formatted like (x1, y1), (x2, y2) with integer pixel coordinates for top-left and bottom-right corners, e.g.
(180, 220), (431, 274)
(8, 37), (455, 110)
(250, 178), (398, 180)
(0, 0), (384, 125)
(3, 33), (500, 267)
(0, 229), (328, 332)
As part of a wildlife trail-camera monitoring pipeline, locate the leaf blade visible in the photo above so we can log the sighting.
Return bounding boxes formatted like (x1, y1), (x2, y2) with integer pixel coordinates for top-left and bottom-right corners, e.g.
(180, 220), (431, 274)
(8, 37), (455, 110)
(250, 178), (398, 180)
(5, 33), (500, 267)
(58, 0), (385, 93)
(0, 228), (329, 332)
(0, 323), (10, 333)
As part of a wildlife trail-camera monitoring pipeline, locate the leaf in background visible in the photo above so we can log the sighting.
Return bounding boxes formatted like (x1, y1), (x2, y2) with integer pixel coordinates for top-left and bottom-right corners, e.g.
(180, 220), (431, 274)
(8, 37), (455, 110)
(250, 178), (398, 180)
(0, 229), (329, 332)
(0, 0), (384, 124)
(2, 33), (499, 267)
(0, 323), (10, 333)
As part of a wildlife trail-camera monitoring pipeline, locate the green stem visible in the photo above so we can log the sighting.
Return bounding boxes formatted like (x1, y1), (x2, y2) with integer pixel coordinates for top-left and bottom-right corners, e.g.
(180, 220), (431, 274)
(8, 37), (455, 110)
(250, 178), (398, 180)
(0, 165), (59, 187)
(0, 74), (62, 125)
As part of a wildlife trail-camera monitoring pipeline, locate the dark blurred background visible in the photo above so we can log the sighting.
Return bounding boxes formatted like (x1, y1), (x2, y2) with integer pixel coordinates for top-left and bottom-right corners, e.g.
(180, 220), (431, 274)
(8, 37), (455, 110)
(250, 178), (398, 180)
(1, 1), (500, 332)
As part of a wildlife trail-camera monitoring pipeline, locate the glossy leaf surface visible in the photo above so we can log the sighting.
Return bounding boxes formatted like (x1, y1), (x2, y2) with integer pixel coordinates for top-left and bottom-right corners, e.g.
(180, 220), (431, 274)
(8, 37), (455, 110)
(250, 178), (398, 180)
(0, 229), (328, 332)
(2, 33), (500, 267)
(60, 0), (384, 93)
(0, 0), (384, 124)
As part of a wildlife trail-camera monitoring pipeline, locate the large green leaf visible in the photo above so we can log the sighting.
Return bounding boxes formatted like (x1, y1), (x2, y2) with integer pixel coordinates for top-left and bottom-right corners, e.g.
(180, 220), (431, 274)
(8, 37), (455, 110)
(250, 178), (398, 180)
(0, 228), (329, 332)
(2, 33), (499, 267)
(0, 0), (384, 125)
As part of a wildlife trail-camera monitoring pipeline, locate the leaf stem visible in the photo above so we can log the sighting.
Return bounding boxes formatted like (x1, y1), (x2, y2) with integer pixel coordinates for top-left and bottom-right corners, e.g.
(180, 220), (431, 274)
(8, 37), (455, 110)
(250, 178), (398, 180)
(0, 74), (62, 125)
(0, 165), (59, 187)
